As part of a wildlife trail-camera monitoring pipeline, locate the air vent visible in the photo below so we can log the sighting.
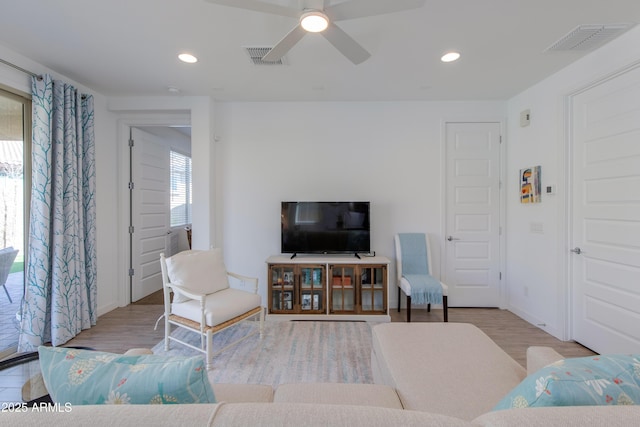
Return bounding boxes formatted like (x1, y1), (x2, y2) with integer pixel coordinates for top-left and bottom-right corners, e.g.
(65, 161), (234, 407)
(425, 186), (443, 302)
(244, 47), (285, 65)
(545, 23), (635, 52)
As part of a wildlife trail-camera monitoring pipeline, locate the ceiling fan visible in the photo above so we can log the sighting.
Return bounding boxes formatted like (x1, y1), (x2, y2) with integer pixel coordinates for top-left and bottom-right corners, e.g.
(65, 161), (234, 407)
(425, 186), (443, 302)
(205, 0), (426, 64)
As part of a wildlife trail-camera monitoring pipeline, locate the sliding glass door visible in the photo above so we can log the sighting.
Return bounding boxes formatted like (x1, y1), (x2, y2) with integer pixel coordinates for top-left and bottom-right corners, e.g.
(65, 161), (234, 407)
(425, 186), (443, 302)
(0, 88), (30, 358)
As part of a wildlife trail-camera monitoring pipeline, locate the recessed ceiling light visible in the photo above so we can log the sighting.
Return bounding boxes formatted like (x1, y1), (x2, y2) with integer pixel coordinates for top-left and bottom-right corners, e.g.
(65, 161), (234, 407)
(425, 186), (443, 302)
(441, 51), (461, 63)
(300, 11), (329, 33)
(178, 53), (198, 63)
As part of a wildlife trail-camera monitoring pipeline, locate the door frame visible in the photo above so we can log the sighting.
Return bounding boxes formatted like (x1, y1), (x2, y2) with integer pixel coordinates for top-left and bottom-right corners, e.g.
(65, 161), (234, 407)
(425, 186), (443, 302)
(116, 114), (190, 307)
(0, 86), (31, 360)
(563, 59), (640, 343)
(440, 118), (507, 309)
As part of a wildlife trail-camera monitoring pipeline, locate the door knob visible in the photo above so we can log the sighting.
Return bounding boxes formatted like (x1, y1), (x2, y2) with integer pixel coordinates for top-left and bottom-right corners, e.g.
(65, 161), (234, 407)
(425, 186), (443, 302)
(447, 236), (460, 241)
(570, 247), (582, 254)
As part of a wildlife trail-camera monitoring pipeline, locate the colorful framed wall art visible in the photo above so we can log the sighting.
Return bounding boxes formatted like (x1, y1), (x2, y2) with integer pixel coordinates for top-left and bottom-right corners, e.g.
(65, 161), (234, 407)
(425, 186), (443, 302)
(520, 166), (541, 203)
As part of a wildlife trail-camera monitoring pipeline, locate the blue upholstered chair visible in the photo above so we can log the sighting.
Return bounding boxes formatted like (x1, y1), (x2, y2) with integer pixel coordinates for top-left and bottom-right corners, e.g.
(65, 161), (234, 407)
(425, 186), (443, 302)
(394, 233), (448, 322)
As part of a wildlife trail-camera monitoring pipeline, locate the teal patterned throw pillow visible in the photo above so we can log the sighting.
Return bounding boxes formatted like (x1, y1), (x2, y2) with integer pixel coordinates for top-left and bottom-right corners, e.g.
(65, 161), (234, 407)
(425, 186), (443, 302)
(494, 354), (640, 410)
(38, 346), (216, 405)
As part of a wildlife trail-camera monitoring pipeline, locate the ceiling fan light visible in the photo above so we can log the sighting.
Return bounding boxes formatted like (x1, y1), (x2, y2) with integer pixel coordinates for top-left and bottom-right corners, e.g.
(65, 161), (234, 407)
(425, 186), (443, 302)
(300, 11), (329, 33)
(178, 53), (198, 63)
(441, 51), (461, 63)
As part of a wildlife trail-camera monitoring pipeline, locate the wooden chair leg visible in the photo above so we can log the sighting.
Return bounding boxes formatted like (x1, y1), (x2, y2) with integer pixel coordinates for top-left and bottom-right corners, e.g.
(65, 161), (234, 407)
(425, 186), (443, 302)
(397, 286), (401, 312)
(427, 303), (431, 312)
(443, 295), (449, 322)
(406, 295), (412, 322)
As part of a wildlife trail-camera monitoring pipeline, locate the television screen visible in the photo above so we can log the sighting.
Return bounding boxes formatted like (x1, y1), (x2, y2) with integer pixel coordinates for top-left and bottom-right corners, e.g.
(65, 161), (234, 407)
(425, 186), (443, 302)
(281, 202), (370, 255)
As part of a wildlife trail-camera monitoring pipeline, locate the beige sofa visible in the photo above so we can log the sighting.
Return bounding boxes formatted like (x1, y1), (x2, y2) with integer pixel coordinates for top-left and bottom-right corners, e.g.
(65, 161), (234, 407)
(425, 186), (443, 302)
(5, 323), (639, 426)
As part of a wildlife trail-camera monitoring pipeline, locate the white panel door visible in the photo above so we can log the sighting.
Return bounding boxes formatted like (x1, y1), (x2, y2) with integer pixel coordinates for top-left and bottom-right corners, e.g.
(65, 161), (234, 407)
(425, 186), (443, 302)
(571, 66), (640, 354)
(131, 128), (169, 302)
(445, 122), (501, 307)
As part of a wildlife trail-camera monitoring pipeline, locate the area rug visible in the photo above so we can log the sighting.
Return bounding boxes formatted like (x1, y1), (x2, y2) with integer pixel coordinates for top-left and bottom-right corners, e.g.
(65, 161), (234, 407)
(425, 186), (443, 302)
(151, 321), (376, 387)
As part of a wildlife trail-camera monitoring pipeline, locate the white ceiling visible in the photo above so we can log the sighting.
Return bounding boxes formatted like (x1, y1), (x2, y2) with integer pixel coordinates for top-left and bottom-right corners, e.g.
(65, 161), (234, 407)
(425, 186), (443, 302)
(1, 0), (639, 101)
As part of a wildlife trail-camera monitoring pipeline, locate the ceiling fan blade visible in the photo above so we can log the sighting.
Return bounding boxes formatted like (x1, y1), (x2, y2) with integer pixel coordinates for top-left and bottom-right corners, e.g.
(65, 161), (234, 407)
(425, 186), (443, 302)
(322, 23), (371, 65)
(304, 0), (326, 10)
(326, 0), (426, 21)
(262, 24), (307, 62)
(205, 0), (299, 18)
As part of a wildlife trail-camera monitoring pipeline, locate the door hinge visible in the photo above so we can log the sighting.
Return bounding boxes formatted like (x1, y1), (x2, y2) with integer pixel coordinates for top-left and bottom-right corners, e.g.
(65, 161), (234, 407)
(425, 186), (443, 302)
(499, 135), (503, 143)
(129, 226), (134, 234)
(499, 272), (502, 280)
(128, 182), (134, 190)
(128, 268), (134, 277)
(128, 139), (134, 147)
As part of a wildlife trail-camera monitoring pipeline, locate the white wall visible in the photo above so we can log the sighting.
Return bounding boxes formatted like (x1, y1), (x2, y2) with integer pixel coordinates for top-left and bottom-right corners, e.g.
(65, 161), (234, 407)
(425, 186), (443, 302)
(0, 45), (120, 316)
(215, 101), (505, 308)
(505, 26), (640, 340)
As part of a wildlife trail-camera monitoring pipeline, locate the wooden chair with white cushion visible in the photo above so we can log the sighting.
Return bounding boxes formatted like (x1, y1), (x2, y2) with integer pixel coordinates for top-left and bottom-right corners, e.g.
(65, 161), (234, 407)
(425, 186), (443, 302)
(394, 233), (448, 322)
(159, 248), (264, 369)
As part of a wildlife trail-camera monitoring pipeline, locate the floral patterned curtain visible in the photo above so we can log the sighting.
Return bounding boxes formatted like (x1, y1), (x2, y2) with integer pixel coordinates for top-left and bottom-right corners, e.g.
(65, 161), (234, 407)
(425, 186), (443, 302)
(18, 74), (96, 351)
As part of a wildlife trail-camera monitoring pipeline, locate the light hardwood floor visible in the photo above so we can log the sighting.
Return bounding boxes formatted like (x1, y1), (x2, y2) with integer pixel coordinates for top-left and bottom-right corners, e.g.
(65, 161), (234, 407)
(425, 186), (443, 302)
(66, 292), (595, 368)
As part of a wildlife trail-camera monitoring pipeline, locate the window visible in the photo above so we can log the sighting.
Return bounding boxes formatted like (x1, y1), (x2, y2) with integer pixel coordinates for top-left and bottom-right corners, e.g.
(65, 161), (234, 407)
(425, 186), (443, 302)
(169, 150), (192, 227)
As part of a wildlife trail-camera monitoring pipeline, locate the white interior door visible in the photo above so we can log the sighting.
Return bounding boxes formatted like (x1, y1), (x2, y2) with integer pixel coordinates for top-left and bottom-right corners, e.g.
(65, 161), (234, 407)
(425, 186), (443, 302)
(571, 66), (640, 354)
(130, 128), (169, 302)
(444, 122), (502, 307)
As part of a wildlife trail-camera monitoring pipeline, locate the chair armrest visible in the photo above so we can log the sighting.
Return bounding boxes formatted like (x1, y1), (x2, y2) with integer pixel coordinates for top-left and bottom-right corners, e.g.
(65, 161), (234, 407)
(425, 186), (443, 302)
(227, 272), (259, 294)
(168, 283), (207, 301)
(526, 346), (564, 375)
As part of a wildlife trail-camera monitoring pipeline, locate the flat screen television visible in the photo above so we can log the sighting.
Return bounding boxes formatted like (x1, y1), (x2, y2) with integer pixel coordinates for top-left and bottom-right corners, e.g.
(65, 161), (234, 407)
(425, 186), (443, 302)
(281, 201), (370, 256)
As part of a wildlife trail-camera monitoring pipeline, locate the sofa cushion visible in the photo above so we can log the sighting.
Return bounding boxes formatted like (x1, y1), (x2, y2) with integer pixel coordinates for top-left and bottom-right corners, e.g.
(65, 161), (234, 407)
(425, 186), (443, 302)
(493, 354), (640, 410)
(526, 346), (564, 375)
(166, 249), (229, 302)
(171, 287), (262, 327)
(212, 383), (274, 403)
(273, 383), (403, 409)
(474, 405), (640, 427)
(0, 404), (223, 427)
(371, 323), (526, 420)
(211, 402), (474, 427)
(39, 346), (216, 405)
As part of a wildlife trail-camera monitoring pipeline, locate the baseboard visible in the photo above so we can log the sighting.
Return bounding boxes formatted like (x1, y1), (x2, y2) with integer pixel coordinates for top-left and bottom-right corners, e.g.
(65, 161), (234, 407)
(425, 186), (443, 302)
(507, 304), (564, 341)
(97, 302), (119, 317)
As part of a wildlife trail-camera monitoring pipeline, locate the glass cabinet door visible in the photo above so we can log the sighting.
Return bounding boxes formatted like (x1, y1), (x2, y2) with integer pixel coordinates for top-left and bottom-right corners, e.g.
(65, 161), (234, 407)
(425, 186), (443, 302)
(330, 265), (356, 313)
(270, 265), (296, 313)
(300, 265), (324, 313)
(360, 265), (386, 313)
